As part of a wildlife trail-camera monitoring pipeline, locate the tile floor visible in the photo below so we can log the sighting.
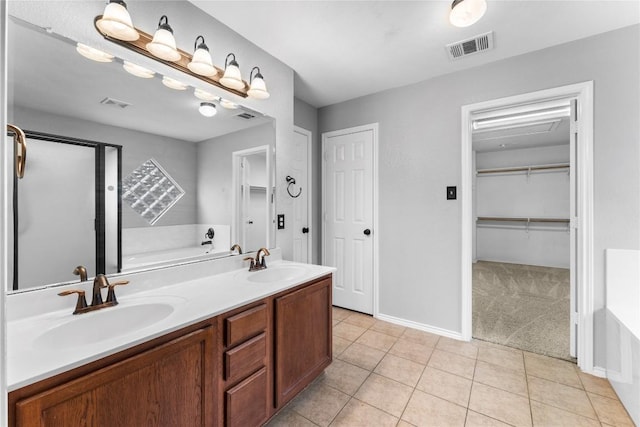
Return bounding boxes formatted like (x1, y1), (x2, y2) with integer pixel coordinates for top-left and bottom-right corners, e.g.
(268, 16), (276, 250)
(266, 307), (635, 427)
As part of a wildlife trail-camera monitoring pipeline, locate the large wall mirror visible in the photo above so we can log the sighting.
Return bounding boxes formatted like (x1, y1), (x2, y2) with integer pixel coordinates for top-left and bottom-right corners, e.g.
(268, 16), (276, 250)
(6, 14), (276, 292)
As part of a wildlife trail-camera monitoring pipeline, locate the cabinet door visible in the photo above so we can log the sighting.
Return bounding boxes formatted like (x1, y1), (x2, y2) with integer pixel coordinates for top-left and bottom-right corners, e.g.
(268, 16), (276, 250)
(15, 327), (215, 427)
(275, 277), (332, 407)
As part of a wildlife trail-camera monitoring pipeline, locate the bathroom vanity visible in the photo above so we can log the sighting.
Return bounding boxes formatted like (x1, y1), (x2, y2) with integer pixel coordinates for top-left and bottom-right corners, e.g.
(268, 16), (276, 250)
(7, 255), (334, 426)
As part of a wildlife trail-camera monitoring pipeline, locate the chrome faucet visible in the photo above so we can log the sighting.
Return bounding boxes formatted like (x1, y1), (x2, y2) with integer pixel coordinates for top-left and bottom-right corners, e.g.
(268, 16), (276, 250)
(244, 247), (270, 272)
(59, 274), (129, 315)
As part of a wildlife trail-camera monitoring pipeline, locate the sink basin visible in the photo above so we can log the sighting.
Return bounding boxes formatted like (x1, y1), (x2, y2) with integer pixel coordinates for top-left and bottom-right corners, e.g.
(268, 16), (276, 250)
(247, 266), (308, 283)
(35, 302), (175, 349)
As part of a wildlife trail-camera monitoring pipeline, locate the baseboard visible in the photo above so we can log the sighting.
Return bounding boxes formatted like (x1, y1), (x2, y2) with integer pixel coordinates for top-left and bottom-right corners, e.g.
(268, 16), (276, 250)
(589, 366), (607, 378)
(375, 313), (464, 341)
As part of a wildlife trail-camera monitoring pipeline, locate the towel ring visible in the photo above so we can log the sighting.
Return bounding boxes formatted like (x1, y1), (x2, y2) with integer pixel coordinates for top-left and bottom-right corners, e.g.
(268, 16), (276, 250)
(286, 175), (302, 198)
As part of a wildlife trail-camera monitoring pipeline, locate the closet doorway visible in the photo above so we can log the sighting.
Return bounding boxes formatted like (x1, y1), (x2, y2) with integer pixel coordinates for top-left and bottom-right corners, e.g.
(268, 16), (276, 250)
(461, 82), (596, 373)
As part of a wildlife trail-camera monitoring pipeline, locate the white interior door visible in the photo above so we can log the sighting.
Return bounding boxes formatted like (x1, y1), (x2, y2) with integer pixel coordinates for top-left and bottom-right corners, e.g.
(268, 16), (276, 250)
(240, 156), (251, 250)
(323, 127), (374, 314)
(292, 127), (311, 263)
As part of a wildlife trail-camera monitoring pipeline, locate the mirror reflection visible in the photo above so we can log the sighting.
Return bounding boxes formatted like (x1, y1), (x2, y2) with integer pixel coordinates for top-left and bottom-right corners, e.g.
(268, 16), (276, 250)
(7, 16), (276, 292)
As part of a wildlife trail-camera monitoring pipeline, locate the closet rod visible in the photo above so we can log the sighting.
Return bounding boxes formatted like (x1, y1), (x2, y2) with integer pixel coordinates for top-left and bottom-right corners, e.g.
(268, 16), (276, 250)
(476, 163), (570, 175)
(476, 216), (570, 224)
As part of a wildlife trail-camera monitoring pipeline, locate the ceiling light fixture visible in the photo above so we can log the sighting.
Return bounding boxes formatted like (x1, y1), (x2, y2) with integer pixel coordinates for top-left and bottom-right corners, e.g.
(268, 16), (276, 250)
(199, 102), (217, 117)
(473, 107), (570, 130)
(188, 35), (217, 77)
(219, 99), (239, 110)
(449, 0), (487, 28)
(122, 61), (155, 78)
(162, 76), (188, 90)
(219, 53), (244, 90)
(76, 42), (114, 63)
(194, 88), (217, 101)
(247, 66), (270, 99)
(95, 0), (139, 41)
(146, 15), (181, 62)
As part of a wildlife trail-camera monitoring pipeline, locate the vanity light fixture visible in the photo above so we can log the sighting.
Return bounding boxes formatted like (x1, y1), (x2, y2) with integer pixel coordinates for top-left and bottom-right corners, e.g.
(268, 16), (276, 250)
(449, 0), (487, 28)
(194, 88), (217, 101)
(146, 15), (181, 62)
(76, 42), (114, 63)
(199, 102), (217, 117)
(247, 66), (270, 99)
(219, 98), (239, 110)
(95, 0), (139, 41)
(162, 76), (188, 90)
(122, 60), (155, 78)
(188, 35), (217, 77)
(219, 53), (245, 90)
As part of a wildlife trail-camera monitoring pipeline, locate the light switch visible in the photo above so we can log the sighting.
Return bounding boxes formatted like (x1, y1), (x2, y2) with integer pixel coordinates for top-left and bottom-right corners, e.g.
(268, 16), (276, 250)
(277, 214), (285, 229)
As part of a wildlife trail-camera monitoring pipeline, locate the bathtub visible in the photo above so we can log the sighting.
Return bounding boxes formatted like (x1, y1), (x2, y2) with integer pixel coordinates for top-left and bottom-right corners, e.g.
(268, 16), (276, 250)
(605, 249), (640, 425)
(122, 246), (231, 271)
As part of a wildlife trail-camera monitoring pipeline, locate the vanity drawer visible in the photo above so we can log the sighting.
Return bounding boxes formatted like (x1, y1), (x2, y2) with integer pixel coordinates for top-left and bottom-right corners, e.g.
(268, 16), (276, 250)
(225, 367), (268, 427)
(225, 333), (266, 382)
(225, 304), (267, 347)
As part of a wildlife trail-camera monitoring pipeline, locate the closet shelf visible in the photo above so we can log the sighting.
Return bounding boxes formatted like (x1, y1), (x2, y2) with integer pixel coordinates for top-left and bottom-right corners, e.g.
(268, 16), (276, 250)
(476, 163), (570, 175)
(476, 216), (570, 224)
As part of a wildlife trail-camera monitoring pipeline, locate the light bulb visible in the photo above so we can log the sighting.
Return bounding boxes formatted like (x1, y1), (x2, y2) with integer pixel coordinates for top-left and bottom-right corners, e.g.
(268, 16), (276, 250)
(188, 36), (217, 77)
(199, 102), (217, 117)
(449, 0), (487, 27)
(95, 0), (139, 41)
(247, 67), (270, 99)
(219, 53), (245, 90)
(146, 15), (181, 62)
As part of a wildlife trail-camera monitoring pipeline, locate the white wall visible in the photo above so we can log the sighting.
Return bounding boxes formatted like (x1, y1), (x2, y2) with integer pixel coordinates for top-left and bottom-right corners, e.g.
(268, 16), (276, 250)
(475, 145), (570, 268)
(318, 24), (640, 368)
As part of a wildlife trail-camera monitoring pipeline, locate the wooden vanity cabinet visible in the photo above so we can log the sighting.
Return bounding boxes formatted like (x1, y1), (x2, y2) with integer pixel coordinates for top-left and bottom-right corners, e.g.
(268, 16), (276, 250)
(274, 276), (332, 407)
(9, 323), (216, 427)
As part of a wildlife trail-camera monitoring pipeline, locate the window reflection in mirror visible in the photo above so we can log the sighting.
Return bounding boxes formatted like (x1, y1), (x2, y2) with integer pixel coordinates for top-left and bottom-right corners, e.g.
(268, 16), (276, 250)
(6, 15), (276, 292)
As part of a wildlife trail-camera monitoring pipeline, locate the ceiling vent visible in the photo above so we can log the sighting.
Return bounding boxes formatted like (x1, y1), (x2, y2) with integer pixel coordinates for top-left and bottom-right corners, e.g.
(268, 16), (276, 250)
(236, 112), (255, 120)
(446, 31), (494, 61)
(99, 97), (131, 109)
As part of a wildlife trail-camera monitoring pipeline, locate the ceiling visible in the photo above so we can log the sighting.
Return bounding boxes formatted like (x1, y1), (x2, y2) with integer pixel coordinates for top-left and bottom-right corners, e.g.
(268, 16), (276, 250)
(473, 117), (570, 152)
(190, 1), (640, 108)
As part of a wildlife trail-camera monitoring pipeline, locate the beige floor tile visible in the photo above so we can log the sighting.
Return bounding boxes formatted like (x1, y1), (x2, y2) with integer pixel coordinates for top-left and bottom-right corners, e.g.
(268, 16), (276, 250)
(468, 382), (532, 427)
(402, 389), (467, 427)
(330, 398), (398, 426)
(579, 371), (618, 399)
(333, 336), (351, 357)
(474, 360), (528, 397)
(524, 352), (582, 389)
(416, 366), (472, 407)
(401, 328), (441, 348)
(332, 318), (341, 326)
(397, 421), (416, 427)
(428, 349), (476, 379)
(527, 376), (596, 419)
(389, 339), (435, 365)
(338, 342), (386, 371)
(374, 353), (425, 387)
(266, 407), (318, 426)
(332, 306), (352, 321)
(318, 358), (370, 395)
(343, 312), (377, 329)
(356, 329), (398, 352)
(477, 346), (524, 373)
(354, 373), (413, 417)
(334, 322), (367, 342)
(370, 320), (407, 337)
(530, 400), (600, 427)
(436, 337), (479, 359)
(290, 382), (350, 426)
(588, 392), (635, 426)
(465, 410), (511, 426)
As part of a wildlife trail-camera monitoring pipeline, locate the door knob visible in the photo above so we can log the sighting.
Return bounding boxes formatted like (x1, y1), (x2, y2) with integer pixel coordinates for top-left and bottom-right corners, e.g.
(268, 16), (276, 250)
(363, 229), (371, 236)
(302, 227), (309, 234)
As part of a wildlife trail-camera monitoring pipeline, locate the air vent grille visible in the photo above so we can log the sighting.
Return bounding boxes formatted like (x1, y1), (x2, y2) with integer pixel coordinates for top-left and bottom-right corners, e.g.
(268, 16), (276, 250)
(446, 31), (494, 61)
(99, 97), (131, 109)
(236, 112), (255, 120)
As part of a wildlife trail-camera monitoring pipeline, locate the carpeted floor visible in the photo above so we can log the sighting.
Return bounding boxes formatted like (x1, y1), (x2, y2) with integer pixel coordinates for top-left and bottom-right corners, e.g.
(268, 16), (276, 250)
(472, 261), (575, 361)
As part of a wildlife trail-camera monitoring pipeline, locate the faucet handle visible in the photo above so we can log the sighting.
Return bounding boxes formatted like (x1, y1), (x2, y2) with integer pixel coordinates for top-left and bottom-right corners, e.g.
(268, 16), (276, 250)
(243, 256), (256, 270)
(58, 290), (88, 314)
(106, 280), (129, 304)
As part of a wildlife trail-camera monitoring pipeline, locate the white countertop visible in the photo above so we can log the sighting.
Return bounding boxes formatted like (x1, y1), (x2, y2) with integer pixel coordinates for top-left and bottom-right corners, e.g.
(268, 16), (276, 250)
(7, 258), (335, 391)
